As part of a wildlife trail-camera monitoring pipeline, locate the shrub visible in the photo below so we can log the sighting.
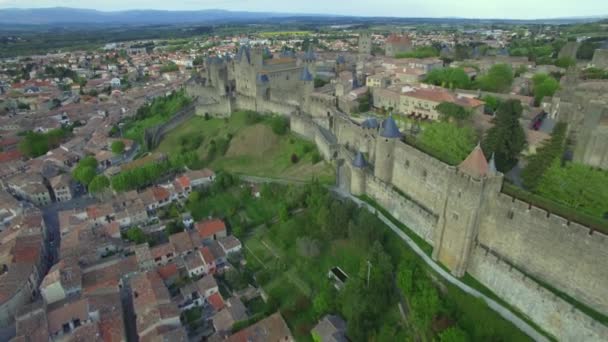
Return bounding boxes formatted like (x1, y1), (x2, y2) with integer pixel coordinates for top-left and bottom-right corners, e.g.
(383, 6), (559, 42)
(270, 116), (289, 135)
(111, 140), (125, 154)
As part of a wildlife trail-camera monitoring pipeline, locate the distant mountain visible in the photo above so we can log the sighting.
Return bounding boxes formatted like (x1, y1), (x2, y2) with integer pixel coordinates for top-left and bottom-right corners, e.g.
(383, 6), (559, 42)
(0, 7), (605, 26)
(0, 7), (309, 25)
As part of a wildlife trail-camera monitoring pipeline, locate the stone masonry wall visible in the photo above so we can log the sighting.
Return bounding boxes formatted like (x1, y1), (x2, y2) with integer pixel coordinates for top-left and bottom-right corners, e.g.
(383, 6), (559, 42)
(468, 245), (608, 341)
(390, 141), (452, 214)
(365, 176), (438, 244)
(477, 192), (608, 316)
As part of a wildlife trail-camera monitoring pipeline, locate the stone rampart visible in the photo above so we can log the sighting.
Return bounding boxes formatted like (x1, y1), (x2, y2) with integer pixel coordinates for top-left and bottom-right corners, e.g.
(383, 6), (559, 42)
(365, 176), (438, 244)
(468, 245), (608, 341)
(390, 141), (452, 214)
(477, 192), (608, 316)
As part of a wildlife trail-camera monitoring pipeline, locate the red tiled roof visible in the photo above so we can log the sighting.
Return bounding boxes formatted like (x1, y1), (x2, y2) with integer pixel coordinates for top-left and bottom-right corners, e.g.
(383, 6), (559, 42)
(201, 247), (215, 265)
(0, 150), (22, 163)
(459, 144), (489, 178)
(176, 175), (190, 189)
(152, 186), (170, 202)
(196, 219), (226, 239)
(157, 263), (179, 280)
(208, 292), (225, 311)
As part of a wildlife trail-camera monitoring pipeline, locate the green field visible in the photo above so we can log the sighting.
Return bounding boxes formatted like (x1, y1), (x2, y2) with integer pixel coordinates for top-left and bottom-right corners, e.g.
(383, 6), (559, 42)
(259, 31), (312, 38)
(155, 111), (335, 183)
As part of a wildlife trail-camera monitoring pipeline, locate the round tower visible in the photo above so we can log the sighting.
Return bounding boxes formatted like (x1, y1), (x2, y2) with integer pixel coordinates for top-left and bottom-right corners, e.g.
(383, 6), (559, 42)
(350, 151), (368, 196)
(374, 116), (401, 183)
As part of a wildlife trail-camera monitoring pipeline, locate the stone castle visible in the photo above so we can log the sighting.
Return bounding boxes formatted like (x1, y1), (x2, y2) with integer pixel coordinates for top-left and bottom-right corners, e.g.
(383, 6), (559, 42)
(188, 40), (608, 340)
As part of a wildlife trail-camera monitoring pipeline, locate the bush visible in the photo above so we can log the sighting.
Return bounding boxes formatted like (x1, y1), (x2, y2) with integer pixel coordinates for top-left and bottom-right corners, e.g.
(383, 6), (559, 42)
(270, 116), (289, 135)
(111, 140), (125, 154)
(554, 57), (576, 69)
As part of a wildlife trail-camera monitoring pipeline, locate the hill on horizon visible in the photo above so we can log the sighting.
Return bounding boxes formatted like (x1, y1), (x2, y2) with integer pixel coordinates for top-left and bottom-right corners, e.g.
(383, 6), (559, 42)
(0, 7), (605, 26)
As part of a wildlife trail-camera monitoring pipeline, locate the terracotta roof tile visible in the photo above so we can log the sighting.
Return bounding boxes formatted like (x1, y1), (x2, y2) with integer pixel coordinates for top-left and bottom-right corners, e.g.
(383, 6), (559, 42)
(208, 292), (225, 311)
(196, 219), (226, 239)
(458, 144), (489, 178)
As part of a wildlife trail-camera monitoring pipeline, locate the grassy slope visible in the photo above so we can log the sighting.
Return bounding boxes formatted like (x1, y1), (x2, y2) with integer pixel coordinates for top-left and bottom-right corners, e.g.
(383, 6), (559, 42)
(155, 112), (335, 183)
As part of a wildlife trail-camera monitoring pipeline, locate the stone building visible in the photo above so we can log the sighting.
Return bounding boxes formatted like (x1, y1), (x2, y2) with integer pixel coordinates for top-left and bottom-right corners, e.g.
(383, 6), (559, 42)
(358, 32), (372, 56)
(385, 34), (413, 57)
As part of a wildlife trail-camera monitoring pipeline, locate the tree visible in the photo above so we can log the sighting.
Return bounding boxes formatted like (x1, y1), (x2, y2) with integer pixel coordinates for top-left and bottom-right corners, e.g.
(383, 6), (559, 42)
(439, 326), (470, 342)
(74, 167), (96, 186)
(532, 74), (560, 106)
(482, 99), (526, 172)
(313, 283), (338, 317)
(410, 278), (441, 332)
(521, 122), (567, 190)
(19, 128), (69, 157)
(341, 242), (393, 341)
(88, 175), (110, 194)
(424, 68), (472, 89)
(482, 95), (502, 114)
(166, 220), (185, 235)
(475, 64), (514, 93)
(554, 57), (576, 69)
(270, 116), (289, 135)
(111, 140), (125, 154)
(436, 102), (471, 122)
(124, 227), (146, 244)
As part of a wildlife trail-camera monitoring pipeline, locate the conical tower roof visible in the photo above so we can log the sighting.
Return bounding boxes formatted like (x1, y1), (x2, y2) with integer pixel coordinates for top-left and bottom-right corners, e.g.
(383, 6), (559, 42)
(300, 67), (313, 82)
(380, 116), (401, 138)
(352, 151), (367, 168)
(459, 143), (489, 178)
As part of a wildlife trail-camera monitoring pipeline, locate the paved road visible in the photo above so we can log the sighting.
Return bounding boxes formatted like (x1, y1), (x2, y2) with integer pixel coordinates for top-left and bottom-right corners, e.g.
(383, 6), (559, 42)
(334, 189), (548, 342)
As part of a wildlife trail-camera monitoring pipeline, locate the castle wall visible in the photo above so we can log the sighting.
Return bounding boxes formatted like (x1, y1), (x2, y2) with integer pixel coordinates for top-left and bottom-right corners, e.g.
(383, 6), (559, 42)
(291, 115), (336, 160)
(365, 175), (438, 244)
(468, 245), (608, 341)
(591, 49), (608, 69)
(256, 99), (299, 116)
(290, 115), (318, 141)
(333, 116), (376, 159)
(477, 193), (608, 316)
(195, 97), (232, 118)
(234, 95), (257, 112)
(390, 141), (452, 214)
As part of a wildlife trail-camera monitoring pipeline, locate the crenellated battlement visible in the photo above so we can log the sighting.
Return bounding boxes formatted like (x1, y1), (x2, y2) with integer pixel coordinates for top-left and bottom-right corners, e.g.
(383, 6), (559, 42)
(469, 245), (608, 340)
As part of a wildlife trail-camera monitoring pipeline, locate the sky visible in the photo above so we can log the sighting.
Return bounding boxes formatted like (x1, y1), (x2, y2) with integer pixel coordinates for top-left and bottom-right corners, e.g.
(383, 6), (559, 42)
(0, 0), (605, 19)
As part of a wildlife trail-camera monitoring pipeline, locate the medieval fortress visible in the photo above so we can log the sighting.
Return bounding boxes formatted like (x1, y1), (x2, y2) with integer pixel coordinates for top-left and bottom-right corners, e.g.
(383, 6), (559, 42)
(187, 42), (608, 340)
